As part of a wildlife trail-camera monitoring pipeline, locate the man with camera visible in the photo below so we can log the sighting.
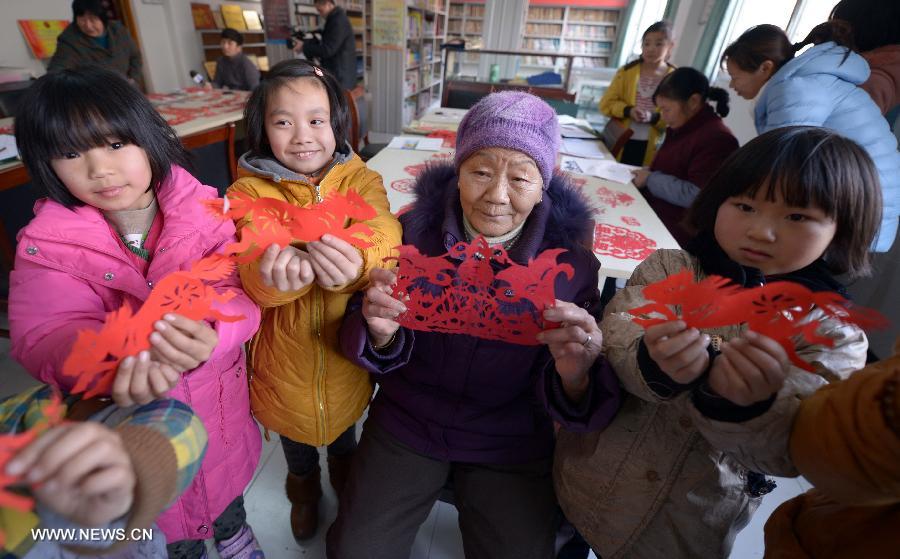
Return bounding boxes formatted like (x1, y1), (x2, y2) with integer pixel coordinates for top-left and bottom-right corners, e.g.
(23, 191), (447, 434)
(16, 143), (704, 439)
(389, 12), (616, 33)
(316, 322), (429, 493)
(292, 0), (357, 90)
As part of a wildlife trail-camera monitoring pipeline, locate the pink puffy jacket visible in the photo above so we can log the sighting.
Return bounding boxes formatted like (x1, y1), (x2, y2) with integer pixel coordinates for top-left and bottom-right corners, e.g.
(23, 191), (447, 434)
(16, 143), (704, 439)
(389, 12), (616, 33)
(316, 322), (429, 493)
(9, 166), (262, 542)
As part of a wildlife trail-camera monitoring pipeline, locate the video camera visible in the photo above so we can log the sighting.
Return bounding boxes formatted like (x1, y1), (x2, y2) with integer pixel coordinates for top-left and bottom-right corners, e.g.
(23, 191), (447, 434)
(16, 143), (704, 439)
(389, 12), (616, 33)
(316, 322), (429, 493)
(287, 27), (320, 50)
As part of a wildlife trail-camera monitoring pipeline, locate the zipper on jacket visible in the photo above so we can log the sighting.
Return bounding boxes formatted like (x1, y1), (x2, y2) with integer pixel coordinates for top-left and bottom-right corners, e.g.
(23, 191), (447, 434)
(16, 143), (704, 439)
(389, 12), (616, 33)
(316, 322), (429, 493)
(180, 373), (213, 531)
(312, 288), (328, 444)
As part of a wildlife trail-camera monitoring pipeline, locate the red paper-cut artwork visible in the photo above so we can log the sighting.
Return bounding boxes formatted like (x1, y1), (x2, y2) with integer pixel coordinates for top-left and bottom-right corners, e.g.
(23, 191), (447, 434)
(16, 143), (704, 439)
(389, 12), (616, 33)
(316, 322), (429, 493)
(426, 130), (457, 148)
(389, 237), (574, 345)
(593, 223), (656, 260)
(62, 255), (245, 398)
(569, 177), (588, 190)
(0, 392), (64, 512)
(595, 186), (635, 208)
(205, 190), (377, 263)
(621, 216), (641, 227)
(629, 270), (888, 371)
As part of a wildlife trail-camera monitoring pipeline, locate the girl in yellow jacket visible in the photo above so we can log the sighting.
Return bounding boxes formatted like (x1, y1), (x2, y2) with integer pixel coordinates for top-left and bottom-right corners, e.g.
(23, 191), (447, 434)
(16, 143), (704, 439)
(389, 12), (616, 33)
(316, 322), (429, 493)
(227, 59), (402, 541)
(600, 21), (676, 166)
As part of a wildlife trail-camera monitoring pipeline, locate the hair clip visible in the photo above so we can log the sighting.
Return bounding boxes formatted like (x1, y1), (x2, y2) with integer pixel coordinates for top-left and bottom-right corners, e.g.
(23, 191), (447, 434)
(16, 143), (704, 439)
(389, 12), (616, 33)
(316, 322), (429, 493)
(314, 66), (324, 77)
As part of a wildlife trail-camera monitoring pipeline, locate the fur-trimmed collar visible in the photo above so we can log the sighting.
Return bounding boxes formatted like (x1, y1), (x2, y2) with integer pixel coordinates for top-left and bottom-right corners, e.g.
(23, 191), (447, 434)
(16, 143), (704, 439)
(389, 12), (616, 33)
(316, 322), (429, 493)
(401, 162), (595, 259)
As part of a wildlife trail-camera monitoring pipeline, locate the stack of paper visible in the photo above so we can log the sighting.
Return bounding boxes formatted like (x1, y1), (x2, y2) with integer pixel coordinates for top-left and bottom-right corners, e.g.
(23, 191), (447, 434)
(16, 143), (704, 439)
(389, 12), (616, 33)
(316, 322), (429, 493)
(386, 136), (444, 151)
(560, 156), (640, 184)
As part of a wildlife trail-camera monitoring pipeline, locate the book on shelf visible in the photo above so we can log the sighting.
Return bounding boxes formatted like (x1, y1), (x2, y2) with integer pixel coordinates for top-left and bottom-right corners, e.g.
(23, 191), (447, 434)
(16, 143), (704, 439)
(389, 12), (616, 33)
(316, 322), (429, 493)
(191, 3), (218, 30)
(212, 11), (226, 30)
(221, 4), (247, 30)
(407, 12), (422, 40)
(257, 56), (270, 71)
(204, 60), (217, 79)
(349, 15), (364, 28)
(243, 10), (263, 31)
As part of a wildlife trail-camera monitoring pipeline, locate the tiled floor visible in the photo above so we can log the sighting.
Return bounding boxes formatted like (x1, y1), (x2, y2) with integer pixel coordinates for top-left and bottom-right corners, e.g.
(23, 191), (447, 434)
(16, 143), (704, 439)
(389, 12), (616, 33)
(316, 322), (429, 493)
(0, 337), (803, 559)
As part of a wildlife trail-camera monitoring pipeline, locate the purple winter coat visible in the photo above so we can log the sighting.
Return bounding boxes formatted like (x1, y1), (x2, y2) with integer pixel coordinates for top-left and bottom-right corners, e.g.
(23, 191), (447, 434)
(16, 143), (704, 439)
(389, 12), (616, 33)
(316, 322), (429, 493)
(340, 164), (621, 464)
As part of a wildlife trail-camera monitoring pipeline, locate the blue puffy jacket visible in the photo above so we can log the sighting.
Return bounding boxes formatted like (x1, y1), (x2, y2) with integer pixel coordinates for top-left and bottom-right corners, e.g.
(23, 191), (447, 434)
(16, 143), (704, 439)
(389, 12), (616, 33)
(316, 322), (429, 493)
(755, 41), (900, 252)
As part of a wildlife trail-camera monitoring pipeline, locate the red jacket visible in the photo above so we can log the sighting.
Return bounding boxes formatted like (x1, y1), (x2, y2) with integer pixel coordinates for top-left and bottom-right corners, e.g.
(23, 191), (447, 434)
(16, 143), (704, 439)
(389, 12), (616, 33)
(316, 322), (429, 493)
(646, 105), (739, 243)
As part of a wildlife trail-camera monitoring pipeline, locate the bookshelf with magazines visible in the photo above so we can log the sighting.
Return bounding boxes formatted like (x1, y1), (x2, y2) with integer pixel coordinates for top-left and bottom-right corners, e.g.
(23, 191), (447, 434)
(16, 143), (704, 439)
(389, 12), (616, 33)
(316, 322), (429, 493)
(191, 2), (268, 80)
(294, 0), (368, 86)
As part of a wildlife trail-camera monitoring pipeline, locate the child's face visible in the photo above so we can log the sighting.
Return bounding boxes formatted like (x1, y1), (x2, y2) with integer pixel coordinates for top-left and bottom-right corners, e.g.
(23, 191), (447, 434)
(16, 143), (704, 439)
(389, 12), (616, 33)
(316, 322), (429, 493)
(50, 140), (154, 211)
(265, 78), (337, 176)
(641, 32), (672, 65)
(714, 187), (837, 275)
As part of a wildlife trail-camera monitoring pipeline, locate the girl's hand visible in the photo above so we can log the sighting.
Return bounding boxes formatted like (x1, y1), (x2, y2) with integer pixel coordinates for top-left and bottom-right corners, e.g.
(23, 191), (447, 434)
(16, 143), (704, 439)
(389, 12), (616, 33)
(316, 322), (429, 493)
(631, 108), (650, 123)
(631, 168), (651, 188)
(112, 351), (180, 407)
(644, 321), (711, 385)
(361, 267), (405, 348)
(537, 300), (603, 402)
(149, 314), (218, 373)
(7, 422), (135, 527)
(307, 234), (364, 289)
(708, 331), (791, 406)
(259, 243), (315, 292)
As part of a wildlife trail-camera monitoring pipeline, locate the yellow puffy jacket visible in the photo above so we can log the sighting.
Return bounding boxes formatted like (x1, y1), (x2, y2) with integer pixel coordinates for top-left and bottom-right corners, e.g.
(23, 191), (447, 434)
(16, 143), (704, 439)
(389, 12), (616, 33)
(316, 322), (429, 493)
(599, 61), (675, 166)
(228, 151), (402, 446)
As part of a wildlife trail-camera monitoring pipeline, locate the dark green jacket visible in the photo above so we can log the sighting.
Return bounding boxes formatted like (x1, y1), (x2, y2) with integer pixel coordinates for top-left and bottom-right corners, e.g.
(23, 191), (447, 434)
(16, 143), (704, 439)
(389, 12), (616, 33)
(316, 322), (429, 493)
(48, 20), (143, 86)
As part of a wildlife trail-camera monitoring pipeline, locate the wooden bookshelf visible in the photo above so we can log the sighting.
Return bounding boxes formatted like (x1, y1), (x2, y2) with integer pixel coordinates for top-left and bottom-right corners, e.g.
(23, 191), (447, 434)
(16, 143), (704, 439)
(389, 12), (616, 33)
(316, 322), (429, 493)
(519, 1), (625, 72)
(199, 29), (267, 63)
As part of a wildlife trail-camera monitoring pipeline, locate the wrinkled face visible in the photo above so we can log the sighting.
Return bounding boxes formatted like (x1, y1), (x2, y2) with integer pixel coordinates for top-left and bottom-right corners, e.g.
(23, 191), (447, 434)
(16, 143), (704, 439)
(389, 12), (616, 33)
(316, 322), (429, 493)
(714, 187), (837, 275)
(641, 31), (673, 65)
(220, 38), (242, 57)
(656, 94), (699, 129)
(458, 147), (544, 237)
(264, 78), (337, 175)
(50, 140), (154, 211)
(725, 58), (771, 100)
(76, 13), (105, 38)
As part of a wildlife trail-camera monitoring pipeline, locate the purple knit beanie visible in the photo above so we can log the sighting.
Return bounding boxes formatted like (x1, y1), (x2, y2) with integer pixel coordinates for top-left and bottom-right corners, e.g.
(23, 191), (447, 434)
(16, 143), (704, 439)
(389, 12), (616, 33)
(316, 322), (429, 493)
(454, 91), (560, 187)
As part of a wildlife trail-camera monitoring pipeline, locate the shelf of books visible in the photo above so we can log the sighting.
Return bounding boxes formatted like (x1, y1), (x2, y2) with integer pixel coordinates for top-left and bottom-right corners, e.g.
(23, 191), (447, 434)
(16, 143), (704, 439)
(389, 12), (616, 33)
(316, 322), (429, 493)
(370, 0), (449, 133)
(191, 3), (269, 78)
(293, 0), (367, 86)
(519, 0), (625, 76)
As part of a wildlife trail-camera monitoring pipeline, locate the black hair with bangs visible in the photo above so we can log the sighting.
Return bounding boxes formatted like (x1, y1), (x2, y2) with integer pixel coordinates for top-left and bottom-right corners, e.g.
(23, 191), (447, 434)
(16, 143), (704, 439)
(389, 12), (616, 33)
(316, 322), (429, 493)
(244, 58), (350, 159)
(14, 66), (190, 208)
(687, 126), (882, 278)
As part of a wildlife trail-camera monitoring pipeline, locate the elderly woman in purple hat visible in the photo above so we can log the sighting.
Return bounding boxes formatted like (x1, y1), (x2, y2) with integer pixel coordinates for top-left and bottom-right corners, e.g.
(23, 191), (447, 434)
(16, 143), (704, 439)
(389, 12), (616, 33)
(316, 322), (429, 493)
(327, 92), (621, 558)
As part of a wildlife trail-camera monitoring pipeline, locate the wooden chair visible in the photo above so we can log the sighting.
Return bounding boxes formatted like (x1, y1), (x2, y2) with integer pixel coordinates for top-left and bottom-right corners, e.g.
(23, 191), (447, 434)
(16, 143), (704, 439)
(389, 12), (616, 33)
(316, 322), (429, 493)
(344, 86), (385, 161)
(601, 118), (633, 159)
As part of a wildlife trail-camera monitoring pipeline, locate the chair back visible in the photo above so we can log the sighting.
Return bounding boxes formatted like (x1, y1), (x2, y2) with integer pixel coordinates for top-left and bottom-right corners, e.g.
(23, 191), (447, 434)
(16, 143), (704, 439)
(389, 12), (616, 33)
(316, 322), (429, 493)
(345, 86), (371, 153)
(601, 118), (633, 159)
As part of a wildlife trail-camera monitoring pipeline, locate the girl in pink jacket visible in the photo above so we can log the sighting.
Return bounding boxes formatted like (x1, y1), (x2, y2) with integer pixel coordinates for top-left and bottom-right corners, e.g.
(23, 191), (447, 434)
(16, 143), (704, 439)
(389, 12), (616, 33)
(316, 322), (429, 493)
(9, 67), (264, 559)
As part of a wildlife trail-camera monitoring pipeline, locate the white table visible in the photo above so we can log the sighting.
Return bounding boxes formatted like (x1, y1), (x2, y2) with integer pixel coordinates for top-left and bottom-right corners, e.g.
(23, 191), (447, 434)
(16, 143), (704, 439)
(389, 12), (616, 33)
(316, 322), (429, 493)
(367, 146), (680, 280)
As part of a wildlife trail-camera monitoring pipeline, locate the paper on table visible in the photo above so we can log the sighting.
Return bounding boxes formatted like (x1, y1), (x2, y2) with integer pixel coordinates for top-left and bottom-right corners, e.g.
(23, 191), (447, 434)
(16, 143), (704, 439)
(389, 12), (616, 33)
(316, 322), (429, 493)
(560, 124), (599, 139)
(561, 156), (640, 184)
(387, 136), (443, 151)
(0, 135), (19, 162)
(560, 138), (610, 159)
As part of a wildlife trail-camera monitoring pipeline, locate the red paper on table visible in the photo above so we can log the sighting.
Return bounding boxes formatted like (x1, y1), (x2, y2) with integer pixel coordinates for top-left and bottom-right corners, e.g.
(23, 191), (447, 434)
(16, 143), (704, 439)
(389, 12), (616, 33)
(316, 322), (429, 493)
(62, 255), (245, 398)
(593, 223), (657, 260)
(0, 392), (64, 512)
(205, 190), (377, 262)
(629, 270), (888, 372)
(389, 236), (574, 345)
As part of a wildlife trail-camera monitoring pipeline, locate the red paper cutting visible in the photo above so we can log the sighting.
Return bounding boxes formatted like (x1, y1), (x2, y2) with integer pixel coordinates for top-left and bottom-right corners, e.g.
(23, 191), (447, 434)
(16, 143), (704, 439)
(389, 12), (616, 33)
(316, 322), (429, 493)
(593, 223), (657, 260)
(426, 130), (457, 148)
(595, 186), (635, 208)
(205, 190), (377, 263)
(0, 393), (64, 512)
(391, 178), (416, 193)
(569, 177), (588, 190)
(62, 255), (245, 398)
(629, 270), (888, 372)
(621, 216), (641, 227)
(388, 236), (574, 345)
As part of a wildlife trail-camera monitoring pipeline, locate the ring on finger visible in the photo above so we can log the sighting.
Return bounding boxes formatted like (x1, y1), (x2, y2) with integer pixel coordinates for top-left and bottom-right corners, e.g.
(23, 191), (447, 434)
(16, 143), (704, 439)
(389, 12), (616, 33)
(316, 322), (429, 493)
(582, 334), (592, 348)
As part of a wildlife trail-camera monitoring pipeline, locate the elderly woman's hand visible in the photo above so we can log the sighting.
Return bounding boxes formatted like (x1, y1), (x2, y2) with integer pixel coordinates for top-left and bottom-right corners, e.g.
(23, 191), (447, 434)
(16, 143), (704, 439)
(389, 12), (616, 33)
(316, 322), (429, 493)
(362, 267), (406, 349)
(537, 300), (603, 403)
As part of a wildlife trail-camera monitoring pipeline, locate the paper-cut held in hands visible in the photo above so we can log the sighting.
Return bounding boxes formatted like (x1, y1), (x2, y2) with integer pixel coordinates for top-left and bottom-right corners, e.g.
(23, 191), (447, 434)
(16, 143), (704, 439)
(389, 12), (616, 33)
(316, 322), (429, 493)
(63, 190), (378, 398)
(388, 237), (574, 345)
(203, 190), (377, 262)
(62, 255), (245, 398)
(629, 270), (887, 372)
(0, 392), (64, 513)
